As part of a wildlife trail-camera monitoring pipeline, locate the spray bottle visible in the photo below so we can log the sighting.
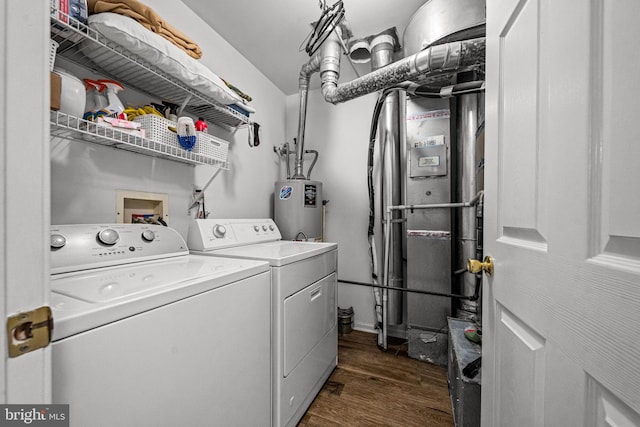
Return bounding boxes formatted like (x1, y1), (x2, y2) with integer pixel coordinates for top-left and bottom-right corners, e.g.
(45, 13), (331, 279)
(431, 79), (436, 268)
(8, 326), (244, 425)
(98, 79), (126, 119)
(83, 79), (108, 121)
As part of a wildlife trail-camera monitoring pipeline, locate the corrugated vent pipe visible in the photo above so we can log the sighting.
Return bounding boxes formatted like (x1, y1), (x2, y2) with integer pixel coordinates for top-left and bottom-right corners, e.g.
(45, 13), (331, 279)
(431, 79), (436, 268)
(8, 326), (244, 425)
(320, 35), (485, 104)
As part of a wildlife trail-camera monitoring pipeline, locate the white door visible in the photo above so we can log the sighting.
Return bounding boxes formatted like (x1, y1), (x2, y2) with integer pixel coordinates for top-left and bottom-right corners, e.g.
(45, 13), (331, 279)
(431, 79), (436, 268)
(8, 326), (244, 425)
(1, 0), (51, 403)
(483, 0), (640, 425)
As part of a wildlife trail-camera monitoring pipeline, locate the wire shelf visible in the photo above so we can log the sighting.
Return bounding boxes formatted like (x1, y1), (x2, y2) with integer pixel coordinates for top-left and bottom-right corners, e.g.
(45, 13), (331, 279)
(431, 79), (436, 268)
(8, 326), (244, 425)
(50, 5), (250, 131)
(50, 111), (230, 168)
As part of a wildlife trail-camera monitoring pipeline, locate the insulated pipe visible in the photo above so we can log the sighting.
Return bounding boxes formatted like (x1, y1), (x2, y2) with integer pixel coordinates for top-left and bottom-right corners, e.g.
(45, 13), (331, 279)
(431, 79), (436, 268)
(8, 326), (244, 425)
(321, 37), (486, 104)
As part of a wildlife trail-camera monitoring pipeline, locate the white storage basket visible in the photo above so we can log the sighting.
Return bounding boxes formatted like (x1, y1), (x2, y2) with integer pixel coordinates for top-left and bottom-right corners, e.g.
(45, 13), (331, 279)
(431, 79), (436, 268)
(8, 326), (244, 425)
(49, 39), (59, 72)
(196, 132), (229, 163)
(133, 115), (179, 148)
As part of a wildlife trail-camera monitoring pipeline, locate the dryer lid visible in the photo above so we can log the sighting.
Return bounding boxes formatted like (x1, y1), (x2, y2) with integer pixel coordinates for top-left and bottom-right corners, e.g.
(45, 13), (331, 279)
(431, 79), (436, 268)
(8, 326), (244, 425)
(204, 240), (337, 267)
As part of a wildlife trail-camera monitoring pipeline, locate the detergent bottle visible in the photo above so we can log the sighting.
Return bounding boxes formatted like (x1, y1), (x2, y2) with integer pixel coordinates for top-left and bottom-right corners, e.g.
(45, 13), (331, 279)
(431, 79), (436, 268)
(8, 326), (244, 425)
(195, 117), (208, 132)
(98, 79), (126, 119)
(83, 79), (108, 121)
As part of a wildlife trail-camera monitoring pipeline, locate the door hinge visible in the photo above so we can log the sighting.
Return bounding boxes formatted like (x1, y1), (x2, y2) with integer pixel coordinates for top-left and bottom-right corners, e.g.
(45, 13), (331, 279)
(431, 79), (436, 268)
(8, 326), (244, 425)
(6, 306), (53, 358)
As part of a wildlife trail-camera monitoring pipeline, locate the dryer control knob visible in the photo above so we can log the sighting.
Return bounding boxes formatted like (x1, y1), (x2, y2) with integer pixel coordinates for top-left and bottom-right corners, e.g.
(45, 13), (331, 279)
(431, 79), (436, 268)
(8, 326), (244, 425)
(97, 228), (120, 246)
(141, 230), (156, 242)
(253, 225), (260, 232)
(213, 224), (227, 238)
(50, 234), (66, 249)
(262, 225), (268, 231)
(269, 225), (275, 231)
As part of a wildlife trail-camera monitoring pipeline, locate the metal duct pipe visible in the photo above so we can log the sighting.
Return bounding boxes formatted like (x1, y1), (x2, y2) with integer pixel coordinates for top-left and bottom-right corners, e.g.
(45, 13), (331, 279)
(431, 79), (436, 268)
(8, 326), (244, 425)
(293, 28), (344, 179)
(456, 93), (480, 318)
(293, 53), (322, 179)
(370, 35), (395, 70)
(321, 37), (485, 104)
(370, 34), (403, 326)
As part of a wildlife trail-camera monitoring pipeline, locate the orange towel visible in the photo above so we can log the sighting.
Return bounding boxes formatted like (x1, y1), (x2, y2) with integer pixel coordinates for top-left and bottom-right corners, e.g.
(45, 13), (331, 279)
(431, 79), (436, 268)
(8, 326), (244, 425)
(87, 0), (203, 59)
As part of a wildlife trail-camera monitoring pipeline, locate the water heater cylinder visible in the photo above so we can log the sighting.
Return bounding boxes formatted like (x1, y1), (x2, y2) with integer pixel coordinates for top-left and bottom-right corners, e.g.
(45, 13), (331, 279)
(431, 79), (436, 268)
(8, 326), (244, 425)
(403, 0), (486, 56)
(274, 180), (323, 241)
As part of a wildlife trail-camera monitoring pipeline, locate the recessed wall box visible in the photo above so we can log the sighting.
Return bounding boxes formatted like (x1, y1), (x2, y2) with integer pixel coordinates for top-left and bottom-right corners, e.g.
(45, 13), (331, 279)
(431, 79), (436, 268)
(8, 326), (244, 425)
(116, 190), (169, 224)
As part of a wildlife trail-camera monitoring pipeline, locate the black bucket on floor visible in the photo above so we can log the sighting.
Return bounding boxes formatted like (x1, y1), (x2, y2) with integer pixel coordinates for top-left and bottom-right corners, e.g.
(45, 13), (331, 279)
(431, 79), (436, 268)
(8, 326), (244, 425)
(338, 307), (354, 335)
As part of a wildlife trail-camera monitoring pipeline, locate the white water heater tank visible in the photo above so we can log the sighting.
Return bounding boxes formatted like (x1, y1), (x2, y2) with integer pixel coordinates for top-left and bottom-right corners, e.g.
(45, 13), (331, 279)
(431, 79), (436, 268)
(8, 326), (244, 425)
(274, 180), (323, 241)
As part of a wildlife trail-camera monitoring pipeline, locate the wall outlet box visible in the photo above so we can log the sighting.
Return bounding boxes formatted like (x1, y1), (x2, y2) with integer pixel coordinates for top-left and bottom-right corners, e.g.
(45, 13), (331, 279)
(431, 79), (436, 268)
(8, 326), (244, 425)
(116, 190), (169, 224)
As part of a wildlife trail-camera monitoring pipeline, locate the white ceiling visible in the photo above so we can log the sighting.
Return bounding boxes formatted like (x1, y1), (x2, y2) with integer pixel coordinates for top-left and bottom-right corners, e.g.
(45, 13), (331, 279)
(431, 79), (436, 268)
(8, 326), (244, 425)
(182, 0), (427, 95)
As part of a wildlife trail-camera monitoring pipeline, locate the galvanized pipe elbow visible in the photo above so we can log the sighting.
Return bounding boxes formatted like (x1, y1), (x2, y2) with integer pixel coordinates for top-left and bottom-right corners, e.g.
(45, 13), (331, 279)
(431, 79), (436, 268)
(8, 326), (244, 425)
(299, 54), (322, 88)
(319, 30), (343, 104)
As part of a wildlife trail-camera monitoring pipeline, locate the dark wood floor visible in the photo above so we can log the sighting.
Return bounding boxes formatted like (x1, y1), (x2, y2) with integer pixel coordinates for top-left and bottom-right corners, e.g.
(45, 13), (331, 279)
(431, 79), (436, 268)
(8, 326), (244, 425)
(299, 330), (454, 426)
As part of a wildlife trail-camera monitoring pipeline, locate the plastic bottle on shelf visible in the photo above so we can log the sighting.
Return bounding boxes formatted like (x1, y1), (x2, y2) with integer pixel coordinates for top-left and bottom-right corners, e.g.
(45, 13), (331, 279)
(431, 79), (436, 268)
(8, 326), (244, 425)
(83, 79), (108, 121)
(195, 117), (208, 132)
(98, 79), (126, 119)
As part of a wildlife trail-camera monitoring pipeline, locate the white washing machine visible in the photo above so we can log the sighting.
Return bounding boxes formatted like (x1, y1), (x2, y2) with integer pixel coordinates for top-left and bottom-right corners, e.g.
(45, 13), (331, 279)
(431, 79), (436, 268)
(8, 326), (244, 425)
(50, 224), (272, 427)
(187, 218), (338, 427)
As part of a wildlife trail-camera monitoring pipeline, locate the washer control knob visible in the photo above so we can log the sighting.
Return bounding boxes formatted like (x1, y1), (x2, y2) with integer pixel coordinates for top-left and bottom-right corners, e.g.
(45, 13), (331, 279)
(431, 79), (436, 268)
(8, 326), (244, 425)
(269, 225), (275, 231)
(50, 234), (66, 249)
(97, 228), (119, 246)
(141, 230), (156, 242)
(253, 225), (260, 232)
(262, 225), (268, 231)
(213, 224), (227, 238)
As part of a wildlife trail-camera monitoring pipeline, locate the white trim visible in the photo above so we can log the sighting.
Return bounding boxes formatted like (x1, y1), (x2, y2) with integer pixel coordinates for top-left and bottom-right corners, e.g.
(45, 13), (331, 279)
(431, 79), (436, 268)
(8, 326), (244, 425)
(1, 0), (51, 403)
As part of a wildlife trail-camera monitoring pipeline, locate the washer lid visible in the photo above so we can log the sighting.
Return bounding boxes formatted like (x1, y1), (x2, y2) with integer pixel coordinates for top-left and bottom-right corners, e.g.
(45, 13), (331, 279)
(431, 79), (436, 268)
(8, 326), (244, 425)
(50, 255), (270, 341)
(52, 255), (267, 303)
(201, 241), (337, 266)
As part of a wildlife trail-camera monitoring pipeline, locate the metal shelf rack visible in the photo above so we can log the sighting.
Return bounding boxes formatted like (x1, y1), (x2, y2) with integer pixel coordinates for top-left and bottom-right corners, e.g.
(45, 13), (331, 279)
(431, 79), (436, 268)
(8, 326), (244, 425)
(50, 7), (251, 131)
(50, 111), (230, 168)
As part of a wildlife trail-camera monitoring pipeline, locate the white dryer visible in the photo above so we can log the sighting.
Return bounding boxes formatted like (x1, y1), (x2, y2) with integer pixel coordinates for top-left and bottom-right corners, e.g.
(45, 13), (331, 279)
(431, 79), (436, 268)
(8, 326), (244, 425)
(50, 224), (272, 427)
(188, 218), (338, 427)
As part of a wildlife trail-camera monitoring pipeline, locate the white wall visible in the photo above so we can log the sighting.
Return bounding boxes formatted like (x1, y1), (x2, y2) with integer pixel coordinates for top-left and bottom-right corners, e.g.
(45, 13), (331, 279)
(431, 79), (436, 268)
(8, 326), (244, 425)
(285, 89), (379, 332)
(49, 0), (392, 332)
(51, 0), (285, 238)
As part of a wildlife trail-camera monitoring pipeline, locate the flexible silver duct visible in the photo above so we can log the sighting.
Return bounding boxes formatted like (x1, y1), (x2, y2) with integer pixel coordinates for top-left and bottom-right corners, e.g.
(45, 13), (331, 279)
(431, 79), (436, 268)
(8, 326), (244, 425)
(320, 37), (485, 104)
